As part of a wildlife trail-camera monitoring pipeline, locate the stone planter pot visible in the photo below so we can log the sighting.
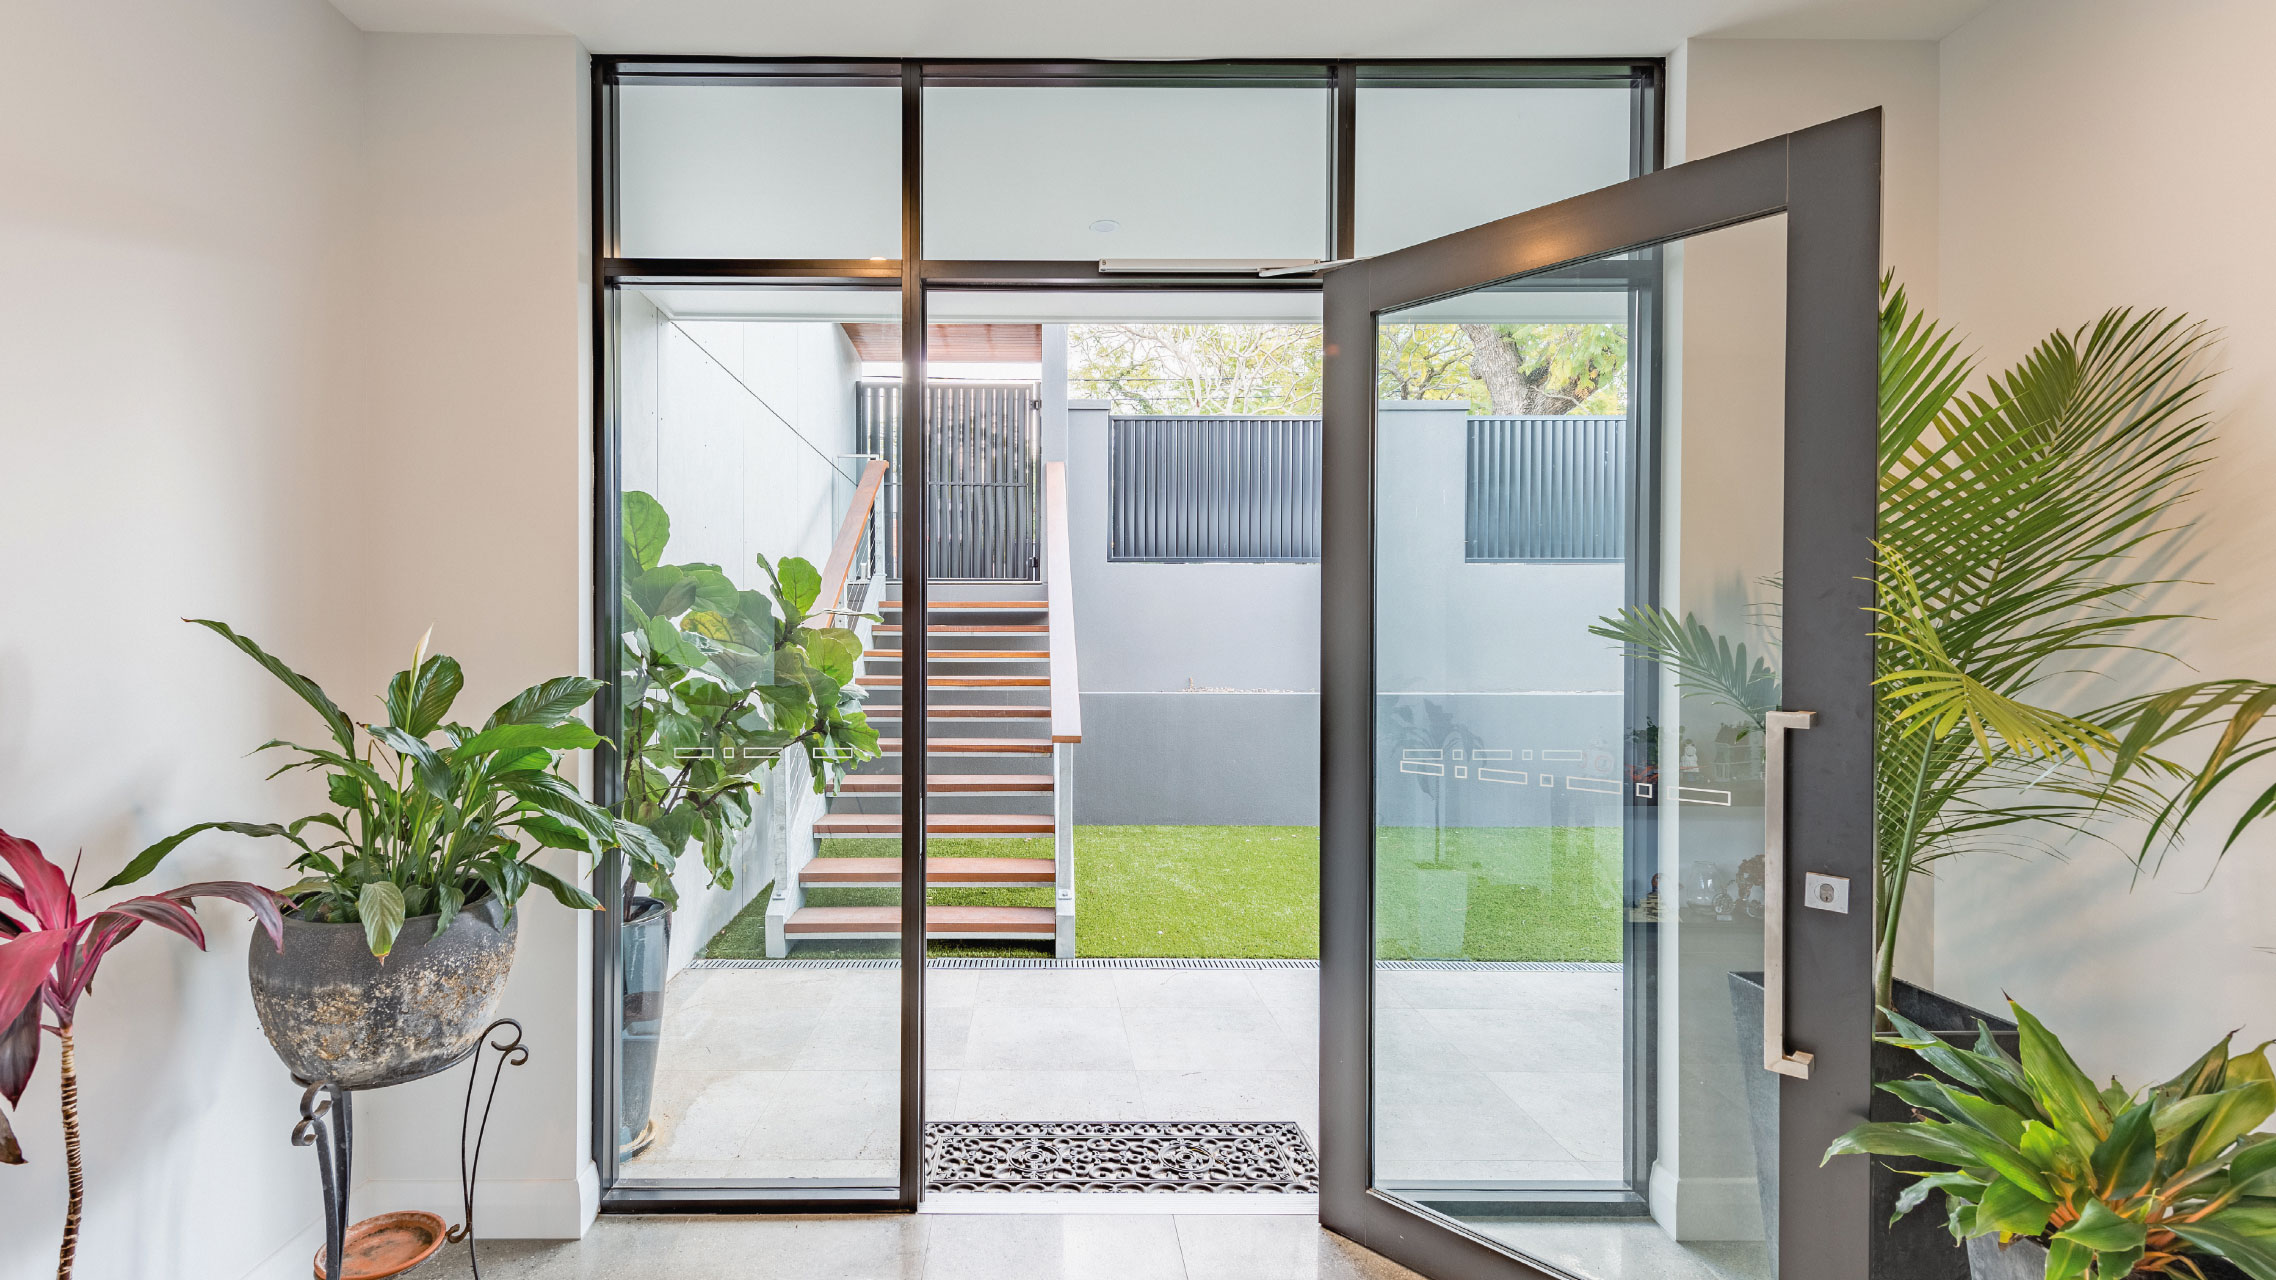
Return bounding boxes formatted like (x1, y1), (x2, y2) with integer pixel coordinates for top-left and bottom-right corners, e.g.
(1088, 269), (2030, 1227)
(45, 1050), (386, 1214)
(616, 897), (671, 1159)
(249, 896), (518, 1090)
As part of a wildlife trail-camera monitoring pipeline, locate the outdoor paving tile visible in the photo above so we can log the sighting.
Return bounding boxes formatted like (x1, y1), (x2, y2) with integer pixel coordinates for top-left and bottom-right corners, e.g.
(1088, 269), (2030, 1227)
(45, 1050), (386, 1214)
(1135, 1069), (1316, 1132)
(974, 968), (1121, 1008)
(964, 1006), (1135, 1071)
(1489, 1070), (1623, 1161)
(946, 1069), (1150, 1122)
(1122, 1006), (1305, 1072)
(1112, 968), (1274, 1008)
(926, 1002), (976, 1069)
(1467, 1220), (1767, 1280)
(1369, 1068), (1509, 1108)
(792, 1006), (903, 1071)
(731, 1070), (901, 1162)
(926, 967), (982, 1008)
(1378, 970), (1621, 1016)
(1241, 969), (1319, 1013)
(1373, 1093), (1572, 1167)
(924, 1212), (1187, 1280)
(1416, 1007), (1619, 1074)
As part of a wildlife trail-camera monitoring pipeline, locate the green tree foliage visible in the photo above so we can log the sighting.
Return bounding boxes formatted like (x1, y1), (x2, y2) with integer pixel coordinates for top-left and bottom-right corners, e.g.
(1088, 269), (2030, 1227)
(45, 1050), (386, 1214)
(1066, 322), (1627, 416)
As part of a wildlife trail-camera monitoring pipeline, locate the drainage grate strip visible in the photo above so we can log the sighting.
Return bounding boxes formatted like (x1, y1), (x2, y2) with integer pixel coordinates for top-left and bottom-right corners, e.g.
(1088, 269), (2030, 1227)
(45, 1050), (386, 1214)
(689, 957), (1618, 973)
(925, 1120), (1318, 1194)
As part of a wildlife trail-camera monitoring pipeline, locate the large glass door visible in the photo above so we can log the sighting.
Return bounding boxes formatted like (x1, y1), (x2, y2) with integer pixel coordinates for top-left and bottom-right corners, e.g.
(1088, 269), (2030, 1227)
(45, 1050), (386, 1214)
(1320, 113), (1883, 1278)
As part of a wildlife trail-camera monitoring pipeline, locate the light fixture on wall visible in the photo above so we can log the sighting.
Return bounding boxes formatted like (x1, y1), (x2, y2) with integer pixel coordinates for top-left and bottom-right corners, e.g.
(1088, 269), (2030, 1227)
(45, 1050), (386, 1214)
(1089, 219), (1120, 234)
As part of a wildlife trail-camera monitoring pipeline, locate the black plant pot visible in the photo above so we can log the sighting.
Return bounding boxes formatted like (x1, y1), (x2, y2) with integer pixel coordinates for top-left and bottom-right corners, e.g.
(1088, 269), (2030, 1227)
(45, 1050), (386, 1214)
(248, 896), (518, 1090)
(1730, 973), (2016, 1280)
(617, 897), (671, 1159)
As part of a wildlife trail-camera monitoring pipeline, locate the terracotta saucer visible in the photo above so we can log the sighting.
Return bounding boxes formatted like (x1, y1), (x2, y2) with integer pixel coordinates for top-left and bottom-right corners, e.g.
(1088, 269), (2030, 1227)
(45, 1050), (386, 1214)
(312, 1210), (448, 1280)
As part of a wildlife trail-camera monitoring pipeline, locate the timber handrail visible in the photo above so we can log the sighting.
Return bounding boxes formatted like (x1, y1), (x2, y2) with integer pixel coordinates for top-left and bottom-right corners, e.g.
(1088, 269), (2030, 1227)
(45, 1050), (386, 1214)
(814, 459), (889, 627)
(1044, 462), (1082, 743)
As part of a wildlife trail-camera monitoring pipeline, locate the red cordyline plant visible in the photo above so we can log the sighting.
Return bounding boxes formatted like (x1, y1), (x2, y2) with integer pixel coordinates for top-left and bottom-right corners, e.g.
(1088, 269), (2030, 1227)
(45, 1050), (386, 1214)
(0, 828), (282, 1280)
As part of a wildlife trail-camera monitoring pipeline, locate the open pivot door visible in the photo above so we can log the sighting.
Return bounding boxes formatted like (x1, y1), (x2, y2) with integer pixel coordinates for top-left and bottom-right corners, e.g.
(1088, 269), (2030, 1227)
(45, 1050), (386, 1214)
(1318, 111), (1883, 1279)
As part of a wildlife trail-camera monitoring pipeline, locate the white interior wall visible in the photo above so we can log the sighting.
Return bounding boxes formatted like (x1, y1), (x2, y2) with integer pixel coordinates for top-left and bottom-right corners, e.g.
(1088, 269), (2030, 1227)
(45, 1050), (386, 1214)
(0, 2), (368, 1277)
(1932, 0), (2276, 1084)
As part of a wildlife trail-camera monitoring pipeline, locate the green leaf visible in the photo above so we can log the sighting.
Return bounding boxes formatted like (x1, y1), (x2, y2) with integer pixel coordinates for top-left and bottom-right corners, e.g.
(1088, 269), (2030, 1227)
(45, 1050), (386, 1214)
(189, 618), (355, 753)
(358, 881), (407, 958)
(101, 820), (311, 892)
(773, 556), (822, 619)
(800, 628), (863, 685)
(1882, 1076), (2028, 1145)
(524, 862), (601, 912)
(434, 883), (464, 931)
(622, 490), (670, 573)
(2091, 1100), (2158, 1199)
(2221, 1135), (2276, 1201)
(2160, 1033), (2235, 1102)
(385, 654), (464, 737)
(454, 722), (601, 759)
(1892, 1171), (1985, 1224)
(2053, 1199), (2145, 1253)
(366, 724), (453, 800)
(2187, 1081), (2276, 1168)
(487, 676), (606, 729)
(2041, 1237), (2094, 1280)
(518, 812), (601, 854)
(2015, 1003), (2113, 1141)
(1973, 1176), (2055, 1239)
(2170, 1212), (2276, 1280)
(2020, 1120), (2086, 1184)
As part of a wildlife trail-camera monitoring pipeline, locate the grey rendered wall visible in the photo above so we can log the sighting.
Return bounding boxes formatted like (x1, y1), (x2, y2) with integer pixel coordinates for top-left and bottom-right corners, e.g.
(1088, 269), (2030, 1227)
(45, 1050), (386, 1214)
(1063, 398), (1626, 826)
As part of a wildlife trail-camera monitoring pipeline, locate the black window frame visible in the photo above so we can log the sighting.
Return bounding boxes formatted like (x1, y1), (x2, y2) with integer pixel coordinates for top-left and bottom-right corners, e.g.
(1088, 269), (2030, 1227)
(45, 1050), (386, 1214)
(589, 54), (1665, 1215)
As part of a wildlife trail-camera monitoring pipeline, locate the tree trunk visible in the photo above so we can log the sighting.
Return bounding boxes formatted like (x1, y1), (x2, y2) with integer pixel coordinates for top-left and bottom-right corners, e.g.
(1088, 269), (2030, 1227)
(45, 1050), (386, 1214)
(57, 1026), (81, 1280)
(1459, 324), (1575, 415)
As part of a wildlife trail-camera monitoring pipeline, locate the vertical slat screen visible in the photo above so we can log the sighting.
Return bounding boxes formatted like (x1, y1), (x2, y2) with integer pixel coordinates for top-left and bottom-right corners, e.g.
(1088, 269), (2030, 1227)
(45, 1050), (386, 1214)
(1464, 415), (1627, 563)
(857, 380), (1043, 581)
(1109, 416), (1323, 562)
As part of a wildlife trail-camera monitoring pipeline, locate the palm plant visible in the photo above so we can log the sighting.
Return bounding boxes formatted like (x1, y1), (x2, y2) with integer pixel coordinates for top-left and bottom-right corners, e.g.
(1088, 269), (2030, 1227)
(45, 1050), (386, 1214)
(1597, 280), (2276, 1016)
(1, 828), (283, 1278)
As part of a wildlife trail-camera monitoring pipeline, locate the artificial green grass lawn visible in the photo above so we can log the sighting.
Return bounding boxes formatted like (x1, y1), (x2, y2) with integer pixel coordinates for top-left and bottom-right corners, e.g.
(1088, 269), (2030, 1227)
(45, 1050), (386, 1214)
(702, 825), (1621, 962)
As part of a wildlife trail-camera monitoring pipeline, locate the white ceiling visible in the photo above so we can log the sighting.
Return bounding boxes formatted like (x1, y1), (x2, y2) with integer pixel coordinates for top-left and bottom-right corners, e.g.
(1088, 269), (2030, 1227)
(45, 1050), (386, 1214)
(326, 0), (1999, 56)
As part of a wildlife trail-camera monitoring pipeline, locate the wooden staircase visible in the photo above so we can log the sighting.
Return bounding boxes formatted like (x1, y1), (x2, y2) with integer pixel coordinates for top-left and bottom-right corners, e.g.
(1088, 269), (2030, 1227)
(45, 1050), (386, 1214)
(764, 464), (1080, 957)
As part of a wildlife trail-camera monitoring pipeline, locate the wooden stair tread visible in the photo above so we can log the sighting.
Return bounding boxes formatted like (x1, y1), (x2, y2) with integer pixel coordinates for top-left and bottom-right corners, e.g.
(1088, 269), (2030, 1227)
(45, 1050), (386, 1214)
(856, 675), (1050, 687)
(877, 737), (1053, 754)
(801, 856), (1056, 885)
(862, 704), (1049, 719)
(867, 649), (1050, 661)
(785, 905), (1056, 936)
(838, 773), (1052, 792)
(816, 812), (1055, 835)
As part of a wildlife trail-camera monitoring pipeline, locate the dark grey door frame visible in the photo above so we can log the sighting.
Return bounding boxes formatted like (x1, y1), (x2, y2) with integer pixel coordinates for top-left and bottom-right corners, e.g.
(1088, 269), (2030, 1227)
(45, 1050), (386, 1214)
(1318, 108), (1882, 1279)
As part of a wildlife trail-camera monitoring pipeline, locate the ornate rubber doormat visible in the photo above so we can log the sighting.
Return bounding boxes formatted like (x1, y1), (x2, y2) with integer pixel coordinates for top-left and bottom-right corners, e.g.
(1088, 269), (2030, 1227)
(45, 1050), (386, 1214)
(924, 1120), (1320, 1193)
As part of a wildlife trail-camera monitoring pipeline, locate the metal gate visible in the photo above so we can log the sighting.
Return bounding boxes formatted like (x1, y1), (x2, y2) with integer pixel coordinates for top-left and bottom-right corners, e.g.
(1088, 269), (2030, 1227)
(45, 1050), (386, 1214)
(857, 380), (1042, 581)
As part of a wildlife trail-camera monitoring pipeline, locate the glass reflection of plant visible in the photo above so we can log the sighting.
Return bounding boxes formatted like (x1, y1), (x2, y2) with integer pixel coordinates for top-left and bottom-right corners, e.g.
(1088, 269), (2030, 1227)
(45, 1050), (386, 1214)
(1594, 279), (2276, 1018)
(613, 491), (880, 903)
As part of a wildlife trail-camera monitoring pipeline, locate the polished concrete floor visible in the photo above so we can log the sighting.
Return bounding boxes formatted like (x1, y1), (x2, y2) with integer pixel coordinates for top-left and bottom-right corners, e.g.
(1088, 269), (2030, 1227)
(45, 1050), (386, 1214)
(410, 1213), (1427, 1280)
(622, 963), (1622, 1186)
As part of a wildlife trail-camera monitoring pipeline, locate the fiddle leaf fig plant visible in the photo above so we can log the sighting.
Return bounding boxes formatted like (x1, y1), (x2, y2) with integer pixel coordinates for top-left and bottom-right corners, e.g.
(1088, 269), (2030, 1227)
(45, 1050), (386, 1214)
(108, 621), (616, 957)
(614, 491), (880, 902)
(1827, 1004), (2276, 1280)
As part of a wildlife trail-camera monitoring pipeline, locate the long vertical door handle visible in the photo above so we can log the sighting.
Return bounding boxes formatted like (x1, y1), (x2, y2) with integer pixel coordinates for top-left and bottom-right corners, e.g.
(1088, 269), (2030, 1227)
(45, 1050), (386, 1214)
(1763, 709), (1817, 1079)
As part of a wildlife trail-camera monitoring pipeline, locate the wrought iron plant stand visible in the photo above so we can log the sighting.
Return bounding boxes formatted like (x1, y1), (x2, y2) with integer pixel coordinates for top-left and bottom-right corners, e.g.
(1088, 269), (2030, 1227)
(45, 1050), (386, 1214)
(293, 1018), (528, 1280)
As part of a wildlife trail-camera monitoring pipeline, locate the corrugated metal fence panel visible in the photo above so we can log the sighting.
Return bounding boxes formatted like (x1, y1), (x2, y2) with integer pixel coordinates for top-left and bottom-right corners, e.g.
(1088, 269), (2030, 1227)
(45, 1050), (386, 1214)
(858, 380), (1043, 581)
(1109, 416), (1322, 562)
(1465, 415), (1627, 563)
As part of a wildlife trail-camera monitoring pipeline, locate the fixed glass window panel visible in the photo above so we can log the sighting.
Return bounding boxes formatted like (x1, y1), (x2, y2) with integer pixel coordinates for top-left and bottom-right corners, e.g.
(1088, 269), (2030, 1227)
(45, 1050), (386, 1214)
(611, 283), (903, 1183)
(922, 86), (1330, 261)
(1355, 84), (1633, 255)
(616, 83), (902, 260)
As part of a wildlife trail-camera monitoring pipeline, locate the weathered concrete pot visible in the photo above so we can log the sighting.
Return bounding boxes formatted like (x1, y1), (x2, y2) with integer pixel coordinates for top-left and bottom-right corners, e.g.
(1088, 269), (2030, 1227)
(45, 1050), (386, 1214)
(249, 896), (518, 1090)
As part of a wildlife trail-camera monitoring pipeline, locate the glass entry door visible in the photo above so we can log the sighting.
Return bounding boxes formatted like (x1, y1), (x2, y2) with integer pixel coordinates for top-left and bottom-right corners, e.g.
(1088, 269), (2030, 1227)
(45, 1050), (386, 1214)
(1319, 113), (1883, 1279)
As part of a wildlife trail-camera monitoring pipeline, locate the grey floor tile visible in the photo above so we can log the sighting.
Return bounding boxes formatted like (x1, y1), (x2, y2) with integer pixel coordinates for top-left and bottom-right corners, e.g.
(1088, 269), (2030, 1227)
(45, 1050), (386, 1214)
(1176, 1215), (1424, 1280)
(1124, 1006), (1305, 1072)
(925, 1212), (1187, 1280)
(947, 1068), (1150, 1121)
(965, 1006), (1134, 1071)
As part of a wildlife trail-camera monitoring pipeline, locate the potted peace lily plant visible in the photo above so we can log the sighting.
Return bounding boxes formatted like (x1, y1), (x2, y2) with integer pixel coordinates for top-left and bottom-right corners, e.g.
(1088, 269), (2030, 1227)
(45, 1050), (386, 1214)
(1827, 1004), (2276, 1280)
(111, 620), (622, 1089)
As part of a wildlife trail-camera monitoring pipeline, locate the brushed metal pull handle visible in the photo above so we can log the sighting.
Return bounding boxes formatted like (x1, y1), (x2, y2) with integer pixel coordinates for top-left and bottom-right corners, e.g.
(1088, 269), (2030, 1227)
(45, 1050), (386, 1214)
(1764, 709), (1817, 1080)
